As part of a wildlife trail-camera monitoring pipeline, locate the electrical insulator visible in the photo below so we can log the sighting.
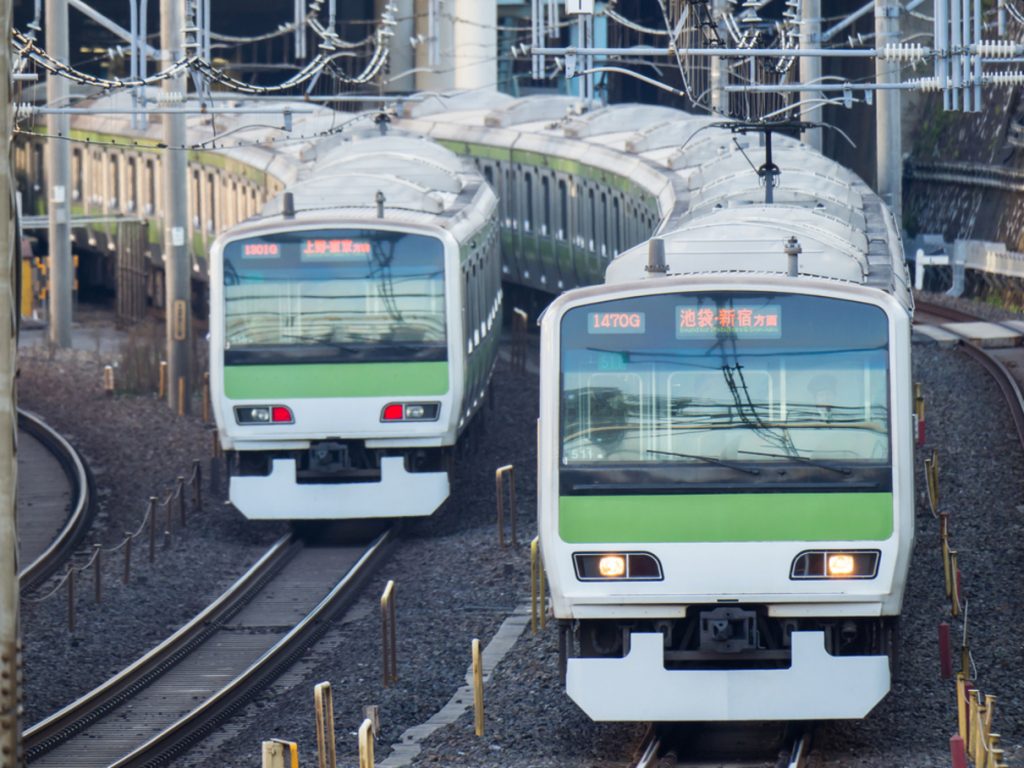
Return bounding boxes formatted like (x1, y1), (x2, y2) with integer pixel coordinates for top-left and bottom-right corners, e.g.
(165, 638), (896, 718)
(987, 70), (1024, 86)
(156, 91), (186, 104)
(973, 40), (1021, 57)
(909, 77), (942, 92)
(13, 103), (35, 120)
(881, 43), (929, 62)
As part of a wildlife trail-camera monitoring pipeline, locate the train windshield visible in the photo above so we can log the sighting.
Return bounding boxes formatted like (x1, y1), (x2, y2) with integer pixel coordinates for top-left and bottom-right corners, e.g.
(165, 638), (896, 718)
(222, 229), (446, 364)
(560, 292), (891, 486)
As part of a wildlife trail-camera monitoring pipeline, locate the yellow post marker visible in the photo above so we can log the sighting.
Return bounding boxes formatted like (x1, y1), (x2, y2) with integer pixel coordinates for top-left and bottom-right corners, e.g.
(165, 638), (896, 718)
(358, 718), (375, 768)
(262, 740), (299, 768)
(940, 514), (952, 598)
(971, 690), (985, 767)
(925, 453), (939, 514)
(158, 360), (167, 398)
(472, 638), (484, 736)
(949, 550), (960, 618)
(103, 365), (114, 396)
(177, 377), (186, 417)
(314, 681), (336, 768)
(495, 465), (516, 547)
(956, 674), (968, 743)
(380, 580), (397, 686)
(20, 259), (33, 318)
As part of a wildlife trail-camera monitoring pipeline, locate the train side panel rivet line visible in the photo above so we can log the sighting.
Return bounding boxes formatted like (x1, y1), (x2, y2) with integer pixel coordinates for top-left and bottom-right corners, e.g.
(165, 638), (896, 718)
(262, 739), (299, 768)
(381, 580), (398, 687)
(472, 638), (484, 737)
(314, 680), (337, 768)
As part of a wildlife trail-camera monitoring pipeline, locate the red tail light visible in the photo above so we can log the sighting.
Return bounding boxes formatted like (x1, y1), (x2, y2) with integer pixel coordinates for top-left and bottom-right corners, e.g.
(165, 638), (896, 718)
(382, 403), (404, 421)
(271, 406), (294, 423)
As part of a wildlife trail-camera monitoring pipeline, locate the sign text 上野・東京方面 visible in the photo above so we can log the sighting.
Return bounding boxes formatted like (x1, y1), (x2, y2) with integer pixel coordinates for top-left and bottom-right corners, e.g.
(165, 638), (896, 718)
(303, 238), (373, 257)
(676, 303), (782, 339)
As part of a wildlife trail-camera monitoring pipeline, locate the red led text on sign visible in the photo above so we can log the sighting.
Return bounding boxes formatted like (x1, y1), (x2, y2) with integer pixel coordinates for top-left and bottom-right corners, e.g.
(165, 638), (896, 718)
(303, 238), (372, 256)
(243, 242), (280, 257)
(676, 304), (782, 338)
(587, 311), (646, 334)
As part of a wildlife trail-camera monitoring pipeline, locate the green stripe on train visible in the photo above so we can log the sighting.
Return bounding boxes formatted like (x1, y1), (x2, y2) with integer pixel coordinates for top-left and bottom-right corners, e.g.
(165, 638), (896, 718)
(559, 492), (894, 543)
(224, 362), (449, 399)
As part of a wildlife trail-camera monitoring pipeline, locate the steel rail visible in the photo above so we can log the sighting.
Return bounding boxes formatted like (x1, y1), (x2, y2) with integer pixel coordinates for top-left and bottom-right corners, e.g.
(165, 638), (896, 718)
(17, 409), (96, 592)
(114, 528), (395, 767)
(630, 726), (813, 768)
(915, 299), (1024, 448)
(24, 533), (298, 761)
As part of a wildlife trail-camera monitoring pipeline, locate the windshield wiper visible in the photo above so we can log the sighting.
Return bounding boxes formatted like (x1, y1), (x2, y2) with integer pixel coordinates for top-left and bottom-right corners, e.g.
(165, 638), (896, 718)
(646, 450), (760, 475)
(737, 449), (852, 476)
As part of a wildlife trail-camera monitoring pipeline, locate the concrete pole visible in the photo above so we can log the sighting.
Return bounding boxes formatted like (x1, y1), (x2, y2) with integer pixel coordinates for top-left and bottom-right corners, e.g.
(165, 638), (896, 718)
(415, 0), (455, 92)
(378, 0), (414, 91)
(710, 0), (729, 116)
(45, 0), (72, 348)
(799, 0), (822, 150)
(0, 0), (21, 762)
(161, 0), (192, 414)
(454, 0), (496, 90)
(875, 0), (902, 219)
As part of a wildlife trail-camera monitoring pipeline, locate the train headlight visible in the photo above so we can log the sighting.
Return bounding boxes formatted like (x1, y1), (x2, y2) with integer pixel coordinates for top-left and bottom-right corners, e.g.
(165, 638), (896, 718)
(790, 550), (880, 580)
(573, 552), (663, 581)
(598, 555), (626, 578)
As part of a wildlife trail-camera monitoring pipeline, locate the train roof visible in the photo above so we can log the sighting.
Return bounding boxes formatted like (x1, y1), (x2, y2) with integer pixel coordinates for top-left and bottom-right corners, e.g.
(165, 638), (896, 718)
(399, 93), (911, 308)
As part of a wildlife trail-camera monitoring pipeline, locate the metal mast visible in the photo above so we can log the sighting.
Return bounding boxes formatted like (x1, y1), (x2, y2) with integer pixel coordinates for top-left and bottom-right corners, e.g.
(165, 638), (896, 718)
(45, 0), (72, 347)
(161, 0), (192, 414)
(875, 0), (902, 217)
(0, 0), (22, 759)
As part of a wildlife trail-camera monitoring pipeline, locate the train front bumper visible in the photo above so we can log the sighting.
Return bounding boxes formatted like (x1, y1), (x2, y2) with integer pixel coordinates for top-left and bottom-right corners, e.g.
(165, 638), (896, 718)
(230, 456), (449, 520)
(566, 630), (889, 721)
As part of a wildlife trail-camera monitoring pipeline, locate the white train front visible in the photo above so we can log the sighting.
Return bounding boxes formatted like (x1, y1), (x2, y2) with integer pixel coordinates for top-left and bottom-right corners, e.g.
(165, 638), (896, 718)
(536, 128), (915, 722)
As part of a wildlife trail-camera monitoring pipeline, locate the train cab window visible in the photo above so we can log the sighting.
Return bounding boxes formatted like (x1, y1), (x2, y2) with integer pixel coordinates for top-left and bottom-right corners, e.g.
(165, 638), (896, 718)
(541, 176), (551, 237)
(223, 230), (447, 364)
(558, 179), (568, 240)
(559, 293), (891, 476)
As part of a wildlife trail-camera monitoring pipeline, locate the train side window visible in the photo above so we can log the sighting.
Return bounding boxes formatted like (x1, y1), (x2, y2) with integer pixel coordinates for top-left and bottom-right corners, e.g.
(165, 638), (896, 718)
(588, 188), (596, 252)
(91, 151), (102, 204)
(613, 196), (621, 253)
(483, 165), (494, 188)
(146, 159), (156, 214)
(505, 168), (515, 228)
(206, 173), (217, 233)
(558, 179), (568, 240)
(524, 172), (533, 233)
(127, 157), (137, 212)
(32, 144), (43, 192)
(541, 176), (551, 237)
(109, 155), (120, 210)
(71, 149), (83, 202)
(191, 170), (201, 229)
(600, 191), (608, 257)
(464, 267), (472, 353)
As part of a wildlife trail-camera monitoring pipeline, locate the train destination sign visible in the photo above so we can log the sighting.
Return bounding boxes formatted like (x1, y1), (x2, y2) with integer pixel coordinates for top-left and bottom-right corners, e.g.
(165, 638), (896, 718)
(302, 238), (373, 257)
(587, 311), (646, 334)
(675, 303), (782, 339)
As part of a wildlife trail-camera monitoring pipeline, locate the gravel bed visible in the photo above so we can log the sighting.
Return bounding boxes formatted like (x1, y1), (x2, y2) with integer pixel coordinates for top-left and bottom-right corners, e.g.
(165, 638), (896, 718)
(19, 300), (1024, 767)
(18, 314), (285, 726)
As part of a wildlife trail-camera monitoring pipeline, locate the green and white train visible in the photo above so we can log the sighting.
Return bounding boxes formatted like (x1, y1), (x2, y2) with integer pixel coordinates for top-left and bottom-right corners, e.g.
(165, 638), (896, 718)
(209, 128), (501, 519)
(536, 128), (914, 722)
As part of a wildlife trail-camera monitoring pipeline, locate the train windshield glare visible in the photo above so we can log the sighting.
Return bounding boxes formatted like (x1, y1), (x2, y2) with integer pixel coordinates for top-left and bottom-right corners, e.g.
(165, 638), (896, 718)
(222, 230), (446, 363)
(560, 292), (890, 469)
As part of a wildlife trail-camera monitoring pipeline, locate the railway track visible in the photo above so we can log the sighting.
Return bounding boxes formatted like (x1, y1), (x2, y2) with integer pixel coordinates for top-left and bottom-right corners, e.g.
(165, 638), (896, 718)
(915, 299), (1024, 446)
(17, 409), (95, 592)
(24, 525), (394, 767)
(633, 724), (813, 768)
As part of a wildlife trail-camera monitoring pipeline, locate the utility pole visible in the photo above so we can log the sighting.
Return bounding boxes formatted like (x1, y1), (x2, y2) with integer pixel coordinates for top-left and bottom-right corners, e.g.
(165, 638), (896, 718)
(161, 0), (191, 414)
(45, 0), (72, 347)
(454, 0), (496, 90)
(799, 0), (823, 150)
(710, 0), (729, 115)
(874, 0), (902, 218)
(415, 0), (455, 92)
(377, 0), (414, 91)
(0, 0), (22, 761)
